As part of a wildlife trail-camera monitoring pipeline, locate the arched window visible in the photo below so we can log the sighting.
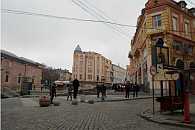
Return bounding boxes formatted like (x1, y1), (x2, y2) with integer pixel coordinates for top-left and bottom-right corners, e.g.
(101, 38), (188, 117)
(5, 71), (9, 82)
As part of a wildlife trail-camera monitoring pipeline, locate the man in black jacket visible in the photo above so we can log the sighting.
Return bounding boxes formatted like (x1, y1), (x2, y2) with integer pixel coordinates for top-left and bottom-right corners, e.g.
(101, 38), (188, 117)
(73, 78), (80, 99)
(125, 81), (130, 98)
(50, 83), (56, 104)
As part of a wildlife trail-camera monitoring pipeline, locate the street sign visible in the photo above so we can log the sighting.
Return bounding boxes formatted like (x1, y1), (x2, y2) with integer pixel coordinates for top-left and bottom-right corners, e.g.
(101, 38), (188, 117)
(150, 65), (156, 76)
(172, 73), (179, 80)
(157, 64), (163, 73)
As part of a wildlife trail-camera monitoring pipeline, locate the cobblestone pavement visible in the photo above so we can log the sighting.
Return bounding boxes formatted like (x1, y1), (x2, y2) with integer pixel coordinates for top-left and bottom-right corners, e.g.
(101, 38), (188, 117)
(1, 97), (191, 130)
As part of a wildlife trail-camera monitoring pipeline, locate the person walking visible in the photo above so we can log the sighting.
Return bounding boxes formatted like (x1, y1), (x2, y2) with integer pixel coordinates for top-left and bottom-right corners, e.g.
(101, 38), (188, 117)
(96, 82), (101, 98)
(50, 83), (56, 104)
(135, 84), (139, 97)
(133, 83), (136, 98)
(125, 81), (130, 98)
(101, 80), (106, 101)
(73, 78), (80, 99)
(67, 84), (73, 101)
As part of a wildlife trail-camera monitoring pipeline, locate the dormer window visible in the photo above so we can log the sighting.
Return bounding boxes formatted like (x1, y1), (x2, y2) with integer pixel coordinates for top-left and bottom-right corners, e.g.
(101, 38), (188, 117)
(178, 1), (187, 9)
(189, 8), (195, 16)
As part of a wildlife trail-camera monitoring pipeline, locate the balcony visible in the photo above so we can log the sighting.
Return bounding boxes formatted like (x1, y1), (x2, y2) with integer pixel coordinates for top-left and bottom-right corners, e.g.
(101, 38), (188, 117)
(146, 26), (166, 36)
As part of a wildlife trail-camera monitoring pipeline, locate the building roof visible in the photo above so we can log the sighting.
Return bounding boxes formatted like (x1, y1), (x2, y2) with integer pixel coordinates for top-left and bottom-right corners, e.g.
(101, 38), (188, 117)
(74, 45), (82, 53)
(112, 64), (126, 71)
(1, 49), (43, 67)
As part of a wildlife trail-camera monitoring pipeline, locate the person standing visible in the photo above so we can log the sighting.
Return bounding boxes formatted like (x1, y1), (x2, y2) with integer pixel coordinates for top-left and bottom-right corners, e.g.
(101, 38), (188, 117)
(133, 83), (136, 98)
(73, 78), (80, 99)
(96, 82), (101, 98)
(125, 81), (130, 98)
(50, 83), (56, 104)
(135, 84), (139, 97)
(101, 80), (106, 101)
(67, 84), (73, 101)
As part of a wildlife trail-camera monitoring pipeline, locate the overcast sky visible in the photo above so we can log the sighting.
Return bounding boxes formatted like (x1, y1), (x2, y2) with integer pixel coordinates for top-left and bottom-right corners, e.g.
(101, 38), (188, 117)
(1, 0), (192, 71)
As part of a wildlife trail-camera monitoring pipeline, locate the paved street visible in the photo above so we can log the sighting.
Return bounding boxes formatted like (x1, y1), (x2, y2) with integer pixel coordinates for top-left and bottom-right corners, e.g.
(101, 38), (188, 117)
(1, 96), (192, 130)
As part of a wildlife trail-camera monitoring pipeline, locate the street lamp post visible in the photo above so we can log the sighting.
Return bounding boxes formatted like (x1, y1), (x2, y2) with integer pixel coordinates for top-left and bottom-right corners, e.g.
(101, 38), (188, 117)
(155, 38), (168, 97)
(182, 45), (191, 123)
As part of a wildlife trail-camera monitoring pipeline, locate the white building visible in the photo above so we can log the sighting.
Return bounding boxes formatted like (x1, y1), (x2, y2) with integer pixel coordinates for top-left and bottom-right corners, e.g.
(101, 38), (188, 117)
(112, 64), (127, 84)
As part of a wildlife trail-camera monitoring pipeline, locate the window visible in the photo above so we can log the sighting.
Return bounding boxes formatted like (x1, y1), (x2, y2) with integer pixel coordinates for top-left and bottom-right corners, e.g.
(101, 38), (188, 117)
(173, 41), (182, 51)
(5, 72), (9, 82)
(88, 75), (92, 80)
(32, 78), (34, 84)
(17, 73), (21, 84)
(88, 67), (92, 73)
(80, 74), (82, 80)
(153, 15), (161, 28)
(184, 22), (189, 35)
(193, 20), (195, 28)
(88, 61), (92, 66)
(184, 44), (193, 54)
(172, 16), (178, 31)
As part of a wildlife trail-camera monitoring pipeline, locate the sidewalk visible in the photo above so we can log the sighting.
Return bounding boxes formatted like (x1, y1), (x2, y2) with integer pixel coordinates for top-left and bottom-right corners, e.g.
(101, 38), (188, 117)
(140, 95), (195, 129)
(22, 90), (152, 102)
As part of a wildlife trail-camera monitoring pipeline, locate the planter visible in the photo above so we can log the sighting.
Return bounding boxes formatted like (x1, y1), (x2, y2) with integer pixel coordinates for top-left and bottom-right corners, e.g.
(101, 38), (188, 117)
(53, 101), (60, 106)
(39, 96), (50, 107)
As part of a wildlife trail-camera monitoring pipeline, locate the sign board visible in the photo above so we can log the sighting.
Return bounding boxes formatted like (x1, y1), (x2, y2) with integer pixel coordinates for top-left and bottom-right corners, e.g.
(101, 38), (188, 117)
(150, 66), (156, 76)
(172, 73), (179, 80)
(154, 71), (179, 81)
(157, 64), (163, 73)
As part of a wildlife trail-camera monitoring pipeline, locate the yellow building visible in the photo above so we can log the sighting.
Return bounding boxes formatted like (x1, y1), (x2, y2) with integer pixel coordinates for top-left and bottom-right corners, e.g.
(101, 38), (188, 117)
(128, 0), (195, 94)
(72, 45), (112, 89)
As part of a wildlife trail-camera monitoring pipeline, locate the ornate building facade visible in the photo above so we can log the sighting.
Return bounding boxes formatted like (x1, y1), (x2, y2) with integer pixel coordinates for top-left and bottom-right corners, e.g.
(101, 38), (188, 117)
(72, 45), (112, 89)
(128, 0), (195, 94)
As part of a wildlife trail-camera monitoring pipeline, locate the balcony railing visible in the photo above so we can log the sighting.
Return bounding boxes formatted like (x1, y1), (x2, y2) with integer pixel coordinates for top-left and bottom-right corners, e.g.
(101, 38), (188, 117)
(146, 26), (166, 35)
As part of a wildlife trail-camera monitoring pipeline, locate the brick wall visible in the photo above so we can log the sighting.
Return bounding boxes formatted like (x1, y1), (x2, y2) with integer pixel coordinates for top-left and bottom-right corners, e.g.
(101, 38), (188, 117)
(1, 58), (42, 91)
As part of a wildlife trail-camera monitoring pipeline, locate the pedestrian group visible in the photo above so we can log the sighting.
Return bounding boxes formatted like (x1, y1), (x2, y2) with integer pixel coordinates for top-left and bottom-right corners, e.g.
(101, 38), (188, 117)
(49, 78), (140, 104)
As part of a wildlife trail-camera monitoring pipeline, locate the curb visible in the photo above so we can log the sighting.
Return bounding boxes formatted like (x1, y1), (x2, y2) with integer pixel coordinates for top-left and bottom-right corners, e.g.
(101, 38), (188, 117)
(95, 96), (152, 103)
(139, 112), (195, 129)
(20, 95), (153, 103)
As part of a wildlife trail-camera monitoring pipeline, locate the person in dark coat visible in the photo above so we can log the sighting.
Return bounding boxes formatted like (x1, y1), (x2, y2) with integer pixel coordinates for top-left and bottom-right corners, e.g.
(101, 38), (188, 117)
(50, 83), (56, 104)
(125, 81), (130, 98)
(133, 83), (139, 98)
(101, 79), (106, 101)
(133, 83), (136, 98)
(67, 84), (73, 101)
(73, 78), (80, 99)
(96, 82), (101, 98)
(135, 84), (139, 97)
